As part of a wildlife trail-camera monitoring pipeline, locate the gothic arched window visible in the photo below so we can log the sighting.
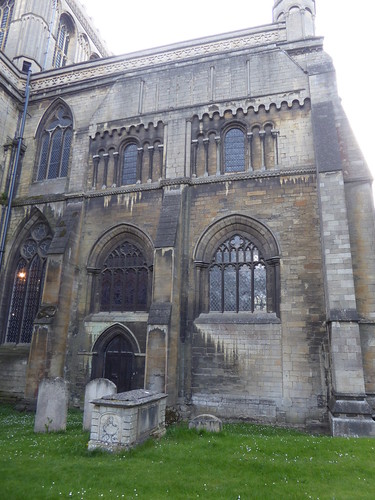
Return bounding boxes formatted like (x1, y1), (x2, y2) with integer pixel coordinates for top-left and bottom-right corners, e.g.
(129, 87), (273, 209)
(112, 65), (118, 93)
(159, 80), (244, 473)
(36, 105), (73, 181)
(224, 128), (246, 173)
(53, 15), (74, 68)
(209, 234), (267, 313)
(122, 144), (138, 185)
(100, 241), (149, 312)
(0, 0), (14, 51)
(5, 222), (52, 344)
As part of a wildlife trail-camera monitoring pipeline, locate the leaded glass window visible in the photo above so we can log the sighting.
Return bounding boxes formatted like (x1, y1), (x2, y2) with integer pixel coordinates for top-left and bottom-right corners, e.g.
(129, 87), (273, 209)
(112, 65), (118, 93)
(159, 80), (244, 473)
(5, 223), (52, 344)
(36, 106), (73, 181)
(53, 19), (70, 68)
(224, 128), (245, 173)
(209, 235), (267, 312)
(100, 242), (149, 312)
(122, 144), (138, 185)
(0, 0), (14, 51)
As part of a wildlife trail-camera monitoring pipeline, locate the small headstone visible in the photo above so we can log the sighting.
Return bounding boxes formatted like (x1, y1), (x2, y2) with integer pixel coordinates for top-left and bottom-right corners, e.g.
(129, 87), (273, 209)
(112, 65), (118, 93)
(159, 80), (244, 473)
(34, 377), (69, 433)
(189, 414), (223, 433)
(83, 378), (117, 430)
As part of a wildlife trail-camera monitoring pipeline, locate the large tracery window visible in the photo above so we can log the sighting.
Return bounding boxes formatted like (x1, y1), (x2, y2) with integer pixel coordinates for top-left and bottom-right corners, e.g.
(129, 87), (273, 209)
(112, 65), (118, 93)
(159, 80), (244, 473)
(209, 235), (267, 313)
(0, 0), (14, 51)
(36, 105), (73, 181)
(6, 223), (52, 344)
(100, 241), (149, 312)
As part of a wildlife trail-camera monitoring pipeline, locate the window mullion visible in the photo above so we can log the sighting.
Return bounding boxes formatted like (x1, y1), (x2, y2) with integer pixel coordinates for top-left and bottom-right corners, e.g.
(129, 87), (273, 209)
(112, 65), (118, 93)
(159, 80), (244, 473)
(124, 267), (128, 311)
(57, 128), (64, 177)
(221, 264), (225, 313)
(236, 264), (240, 313)
(110, 269), (115, 313)
(251, 263), (255, 313)
(135, 268), (139, 312)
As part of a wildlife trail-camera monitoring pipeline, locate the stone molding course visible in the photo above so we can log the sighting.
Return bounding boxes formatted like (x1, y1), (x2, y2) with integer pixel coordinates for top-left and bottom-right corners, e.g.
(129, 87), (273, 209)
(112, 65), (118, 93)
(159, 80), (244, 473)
(28, 26), (286, 95)
(12, 167), (316, 207)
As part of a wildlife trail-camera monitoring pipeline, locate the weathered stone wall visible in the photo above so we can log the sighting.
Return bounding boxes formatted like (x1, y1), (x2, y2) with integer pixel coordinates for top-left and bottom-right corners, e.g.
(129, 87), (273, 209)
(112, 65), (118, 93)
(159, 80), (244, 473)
(0, 60), (38, 396)
(184, 172), (327, 426)
(16, 33), (312, 201)
(65, 188), (163, 402)
(0, 57), (20, 195)
(0, 34), (327, 422)
(0, 346), (29, 402)
(191, 320), (282, 421)
(1, 3), (374, 434)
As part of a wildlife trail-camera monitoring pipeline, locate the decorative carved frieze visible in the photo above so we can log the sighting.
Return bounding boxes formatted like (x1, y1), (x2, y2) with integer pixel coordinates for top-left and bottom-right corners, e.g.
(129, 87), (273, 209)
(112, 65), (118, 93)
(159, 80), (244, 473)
(0, 56), (23, 95)
(30, 27), (285, 94)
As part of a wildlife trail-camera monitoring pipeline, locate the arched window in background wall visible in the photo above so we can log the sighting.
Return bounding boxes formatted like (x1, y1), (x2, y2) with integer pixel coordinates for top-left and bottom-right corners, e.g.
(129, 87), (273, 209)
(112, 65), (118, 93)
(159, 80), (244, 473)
(53, 14), (75, 68)
(5, 222), (52, 344)
(100, 241), (150, 312)
(122, 144), (138, 185)
(224, 128), (246, 173)
(0, 0), (14, 51)
(36, 105), (73, 181)
(209, 234), (267, 313)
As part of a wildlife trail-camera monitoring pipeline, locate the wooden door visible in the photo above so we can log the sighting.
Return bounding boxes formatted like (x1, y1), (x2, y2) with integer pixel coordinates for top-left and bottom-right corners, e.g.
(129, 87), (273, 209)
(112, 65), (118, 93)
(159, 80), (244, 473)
(104, 335), (135, 392)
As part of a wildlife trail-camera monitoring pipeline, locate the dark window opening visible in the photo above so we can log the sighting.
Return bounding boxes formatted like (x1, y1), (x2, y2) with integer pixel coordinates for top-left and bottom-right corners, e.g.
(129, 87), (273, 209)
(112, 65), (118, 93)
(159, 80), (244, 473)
(36, 106), (73, 181)
(224, 128), (245, 173)
(122, 144), (138, 185)
(100, 241), (149, 312)
(5, 223), (52, 344)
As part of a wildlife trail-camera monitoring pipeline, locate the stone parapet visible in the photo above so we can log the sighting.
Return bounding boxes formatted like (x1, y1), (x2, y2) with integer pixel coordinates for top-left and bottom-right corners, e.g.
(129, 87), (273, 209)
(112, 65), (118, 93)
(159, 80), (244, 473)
(28, 24), (286, 95)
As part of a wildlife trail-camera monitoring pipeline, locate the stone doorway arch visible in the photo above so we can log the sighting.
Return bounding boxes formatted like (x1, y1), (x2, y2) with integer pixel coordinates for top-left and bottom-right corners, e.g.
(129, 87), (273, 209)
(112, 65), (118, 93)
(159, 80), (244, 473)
(92, 325), (141, 393)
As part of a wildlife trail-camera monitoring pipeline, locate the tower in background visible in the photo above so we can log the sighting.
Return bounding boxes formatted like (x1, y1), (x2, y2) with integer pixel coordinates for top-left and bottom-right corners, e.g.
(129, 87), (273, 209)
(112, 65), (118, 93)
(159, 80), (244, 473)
(0, 0), (108, 72)
(273, 0), (316, 41)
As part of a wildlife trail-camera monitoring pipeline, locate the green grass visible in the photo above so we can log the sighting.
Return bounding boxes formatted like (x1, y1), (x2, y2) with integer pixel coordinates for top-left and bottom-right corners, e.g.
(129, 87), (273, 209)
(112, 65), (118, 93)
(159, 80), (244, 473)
(0, 405), (374, 499)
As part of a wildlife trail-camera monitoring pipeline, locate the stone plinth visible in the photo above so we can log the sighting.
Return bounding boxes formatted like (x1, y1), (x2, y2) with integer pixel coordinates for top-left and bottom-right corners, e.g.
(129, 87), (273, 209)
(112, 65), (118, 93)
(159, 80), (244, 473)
(88, 389), (167, 452)
(329, 395), (375, 437)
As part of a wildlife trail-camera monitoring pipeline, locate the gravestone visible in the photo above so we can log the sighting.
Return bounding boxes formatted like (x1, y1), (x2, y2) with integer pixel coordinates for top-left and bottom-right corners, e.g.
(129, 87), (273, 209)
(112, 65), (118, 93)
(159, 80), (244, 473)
(83, 378), (117, 430)
(34, 377), (69, 433)
(189, 414), (223, 433)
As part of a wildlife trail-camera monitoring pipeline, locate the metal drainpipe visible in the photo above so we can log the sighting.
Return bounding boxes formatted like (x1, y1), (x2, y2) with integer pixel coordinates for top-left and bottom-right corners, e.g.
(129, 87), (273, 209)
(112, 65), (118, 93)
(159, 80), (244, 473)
(0, 65), (32, 274)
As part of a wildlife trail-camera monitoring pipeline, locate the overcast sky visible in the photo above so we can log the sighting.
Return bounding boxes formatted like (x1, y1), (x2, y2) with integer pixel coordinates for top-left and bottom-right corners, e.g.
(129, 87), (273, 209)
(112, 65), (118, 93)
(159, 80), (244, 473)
(80, 0), (374, 184)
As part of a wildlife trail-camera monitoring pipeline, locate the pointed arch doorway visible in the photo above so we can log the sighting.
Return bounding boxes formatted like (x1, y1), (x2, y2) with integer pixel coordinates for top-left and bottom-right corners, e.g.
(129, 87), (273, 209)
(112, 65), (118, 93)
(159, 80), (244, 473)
(92, 326), (142, 393)
(104, 335), (134, 392)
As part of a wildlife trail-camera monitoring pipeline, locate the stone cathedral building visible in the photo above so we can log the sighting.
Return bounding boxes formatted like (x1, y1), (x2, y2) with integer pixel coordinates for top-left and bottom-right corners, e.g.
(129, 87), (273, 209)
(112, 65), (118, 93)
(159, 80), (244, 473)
(0, 0), (374, 436)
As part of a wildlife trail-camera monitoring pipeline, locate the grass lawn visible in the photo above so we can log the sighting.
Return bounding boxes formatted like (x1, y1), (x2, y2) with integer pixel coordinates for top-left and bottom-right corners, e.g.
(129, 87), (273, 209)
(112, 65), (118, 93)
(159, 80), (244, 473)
(0, 405), (374, 499)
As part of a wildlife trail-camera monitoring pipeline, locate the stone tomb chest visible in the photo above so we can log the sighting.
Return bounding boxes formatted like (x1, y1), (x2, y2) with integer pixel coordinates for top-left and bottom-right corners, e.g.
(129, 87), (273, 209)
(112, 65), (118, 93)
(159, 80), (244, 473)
(88, 389), (167, 452)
